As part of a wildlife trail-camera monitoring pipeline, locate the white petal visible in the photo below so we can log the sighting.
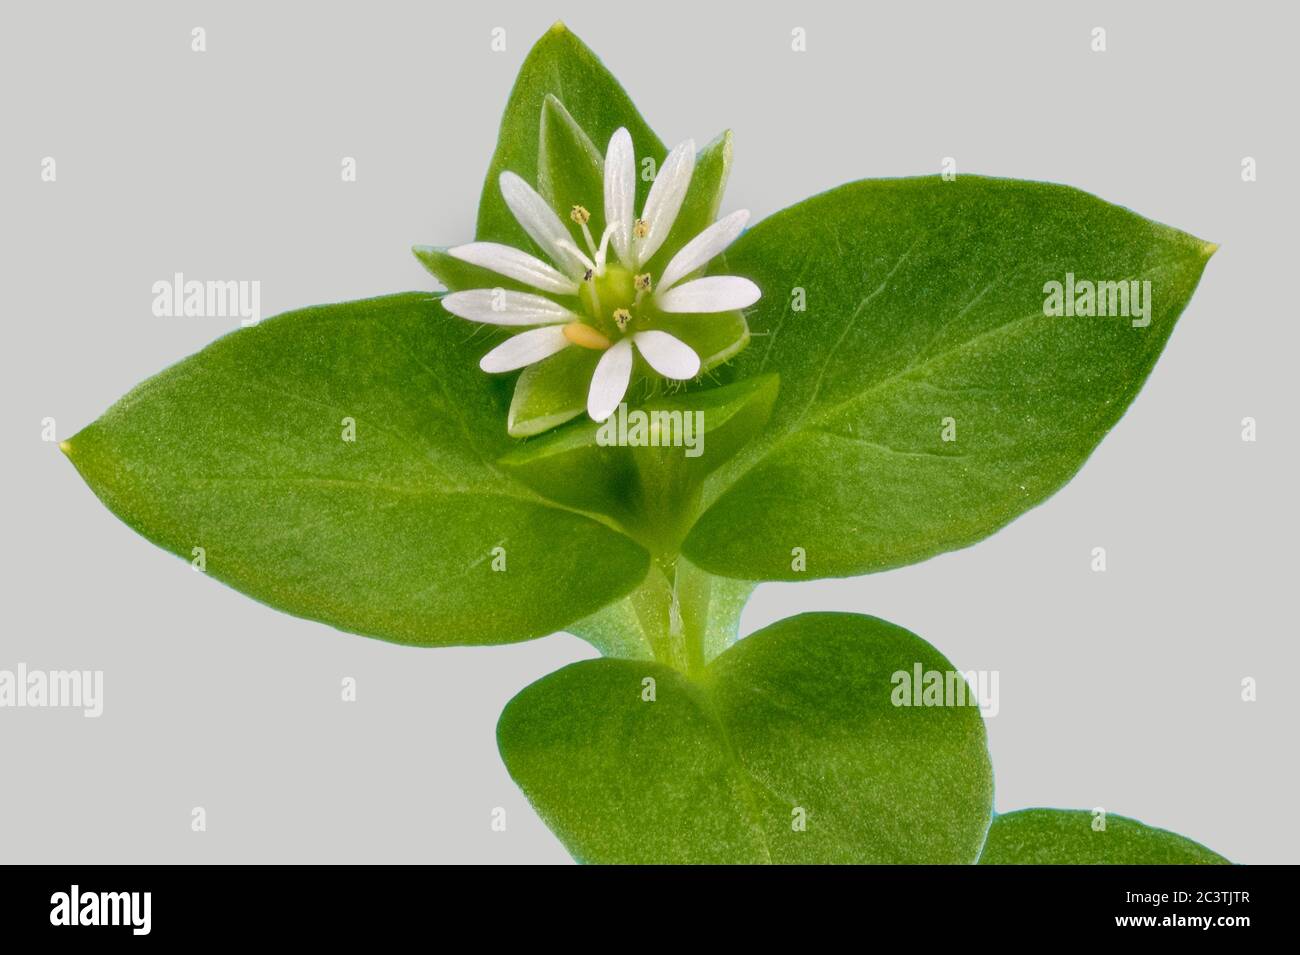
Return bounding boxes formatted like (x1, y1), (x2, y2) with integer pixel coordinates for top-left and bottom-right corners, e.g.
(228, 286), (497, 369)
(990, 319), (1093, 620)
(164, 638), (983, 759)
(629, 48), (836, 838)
(498, 171), (589, 279)
(587, 338), (634, 422)
(634, 330), (700, 380)
(447, 242), (578, 295)
(594, 221), (617, 273)
(603, 128), (636, 266)
(442, 289), (577, 326)
(556, 239), (595, 275)
(479, 326), (571, 373)
(657, 209), (751, 293)
(655, 276), (762, 314)
(634, 139), (695, 266)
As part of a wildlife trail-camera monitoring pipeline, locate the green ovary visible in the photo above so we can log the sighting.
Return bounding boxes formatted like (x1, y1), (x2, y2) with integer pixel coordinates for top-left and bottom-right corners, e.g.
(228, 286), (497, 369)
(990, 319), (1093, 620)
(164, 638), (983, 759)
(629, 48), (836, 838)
(579, 265), (647, 336)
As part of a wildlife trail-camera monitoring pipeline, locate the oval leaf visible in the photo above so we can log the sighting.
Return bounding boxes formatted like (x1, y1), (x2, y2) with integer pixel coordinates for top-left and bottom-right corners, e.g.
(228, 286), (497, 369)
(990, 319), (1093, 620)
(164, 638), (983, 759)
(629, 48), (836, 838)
(62, 293), (649, 646)
(498, 612), (993, 863)
(684, 176), (1216, 580)
(978, 809), (1229, 864)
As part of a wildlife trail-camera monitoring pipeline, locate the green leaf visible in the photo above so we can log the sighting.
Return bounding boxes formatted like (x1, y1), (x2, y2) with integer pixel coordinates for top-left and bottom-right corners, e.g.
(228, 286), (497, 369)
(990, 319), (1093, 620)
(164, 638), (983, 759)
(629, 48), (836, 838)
(978, 809), (1230, 864)
(62, 293), (650, 647)
(477, 23), (664, 251)
(684, 176), (1217, 580)
(498, 612), (993, 863)
(500, 375), (779, 552)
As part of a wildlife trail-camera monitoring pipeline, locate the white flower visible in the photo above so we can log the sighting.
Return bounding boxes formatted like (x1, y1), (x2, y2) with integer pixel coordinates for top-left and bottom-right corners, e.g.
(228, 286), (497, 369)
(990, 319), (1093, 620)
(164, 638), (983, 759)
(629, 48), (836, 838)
(441, 127), (760, 424)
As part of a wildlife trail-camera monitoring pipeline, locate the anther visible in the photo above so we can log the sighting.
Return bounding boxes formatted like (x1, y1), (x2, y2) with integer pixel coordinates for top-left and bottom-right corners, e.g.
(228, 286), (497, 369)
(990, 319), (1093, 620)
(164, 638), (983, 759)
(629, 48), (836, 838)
(613, 308), (632, 331)
(633, 218), (649, 239)
(570, 205), (591, 225)
(634, 273), (652, 292)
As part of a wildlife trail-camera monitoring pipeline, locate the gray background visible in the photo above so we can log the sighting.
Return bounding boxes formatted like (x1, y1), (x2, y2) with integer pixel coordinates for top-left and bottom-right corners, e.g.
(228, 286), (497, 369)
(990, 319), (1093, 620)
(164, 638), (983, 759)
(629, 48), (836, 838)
(2, 0), (1295, 864)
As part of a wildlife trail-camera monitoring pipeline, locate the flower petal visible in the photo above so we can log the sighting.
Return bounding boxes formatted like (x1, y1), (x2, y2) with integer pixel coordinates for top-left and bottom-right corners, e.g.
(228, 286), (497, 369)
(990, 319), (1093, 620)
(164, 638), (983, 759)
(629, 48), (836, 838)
(634, 330), (700, 380)
(447, 242), (579, 295)
(587, 338), (634, 422)
(655, 276), (762, 314)
(603, 128), (636, 267)
(657, 209), (751, 292)
(442, 289), (577, 326)
(499, 171), (590, 279)
(479, 326), (572, 373)
(634, 139), (695, 266)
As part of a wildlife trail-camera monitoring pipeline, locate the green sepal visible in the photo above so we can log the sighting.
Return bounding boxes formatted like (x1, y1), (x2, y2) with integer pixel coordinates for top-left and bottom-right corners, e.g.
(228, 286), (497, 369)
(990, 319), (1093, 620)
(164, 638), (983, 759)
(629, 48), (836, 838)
(537, 95), (607, 249)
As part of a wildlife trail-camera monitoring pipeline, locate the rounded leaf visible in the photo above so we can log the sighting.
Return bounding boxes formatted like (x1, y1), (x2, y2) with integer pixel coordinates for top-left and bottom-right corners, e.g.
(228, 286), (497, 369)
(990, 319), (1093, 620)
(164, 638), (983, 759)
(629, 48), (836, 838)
(498, 612), (994, 863)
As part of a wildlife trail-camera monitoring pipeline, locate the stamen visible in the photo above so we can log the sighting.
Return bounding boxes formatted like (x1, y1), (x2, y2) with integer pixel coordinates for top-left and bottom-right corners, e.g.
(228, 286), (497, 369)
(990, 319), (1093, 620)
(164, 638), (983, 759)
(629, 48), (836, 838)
(613, 308), (631, 331)
(633, 218), (649, 239)
(634, 273), (652, 292)
(582, 263), (601, 315)
(571, 207), (598, 260)
(563, 321), (612, 350)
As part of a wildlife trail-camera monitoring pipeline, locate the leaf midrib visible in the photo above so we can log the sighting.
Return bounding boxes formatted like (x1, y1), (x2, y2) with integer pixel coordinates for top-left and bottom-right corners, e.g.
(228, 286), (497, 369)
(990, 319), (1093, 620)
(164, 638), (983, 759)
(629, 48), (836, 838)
(685, 673), (775, 864)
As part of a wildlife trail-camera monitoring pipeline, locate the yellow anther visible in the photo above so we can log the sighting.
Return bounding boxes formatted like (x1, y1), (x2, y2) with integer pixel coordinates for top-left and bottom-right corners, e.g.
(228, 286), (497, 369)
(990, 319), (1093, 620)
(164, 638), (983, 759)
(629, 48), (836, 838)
(633, 218), (649, 239)
(612, 308), (632, 331)
(563, 321), (612, 350)
(570, 205), (591, 225)
(634, 273), (652, 292)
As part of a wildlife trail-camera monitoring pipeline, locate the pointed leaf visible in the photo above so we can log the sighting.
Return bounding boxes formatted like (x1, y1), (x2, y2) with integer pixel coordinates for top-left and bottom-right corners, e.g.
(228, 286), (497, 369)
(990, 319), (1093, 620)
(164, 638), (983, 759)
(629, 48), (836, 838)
(477, 23), (665, 254)
(685, 176), (1216, 580)
(63, 293), (649, 646)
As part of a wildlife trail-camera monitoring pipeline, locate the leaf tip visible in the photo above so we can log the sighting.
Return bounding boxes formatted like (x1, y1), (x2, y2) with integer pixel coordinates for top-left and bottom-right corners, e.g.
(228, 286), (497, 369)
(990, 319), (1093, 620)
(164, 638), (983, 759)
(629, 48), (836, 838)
(58, 438), (73, 457)
(1200, 240), (1220, 259)
(547, 20), (570, 36)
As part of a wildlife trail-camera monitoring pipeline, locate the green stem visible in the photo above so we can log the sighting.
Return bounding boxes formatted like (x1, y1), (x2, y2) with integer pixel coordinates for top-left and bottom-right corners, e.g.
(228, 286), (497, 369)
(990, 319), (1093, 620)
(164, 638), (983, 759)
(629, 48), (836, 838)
(568, 434), (758, 672)
(658, 553), (754, 677)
